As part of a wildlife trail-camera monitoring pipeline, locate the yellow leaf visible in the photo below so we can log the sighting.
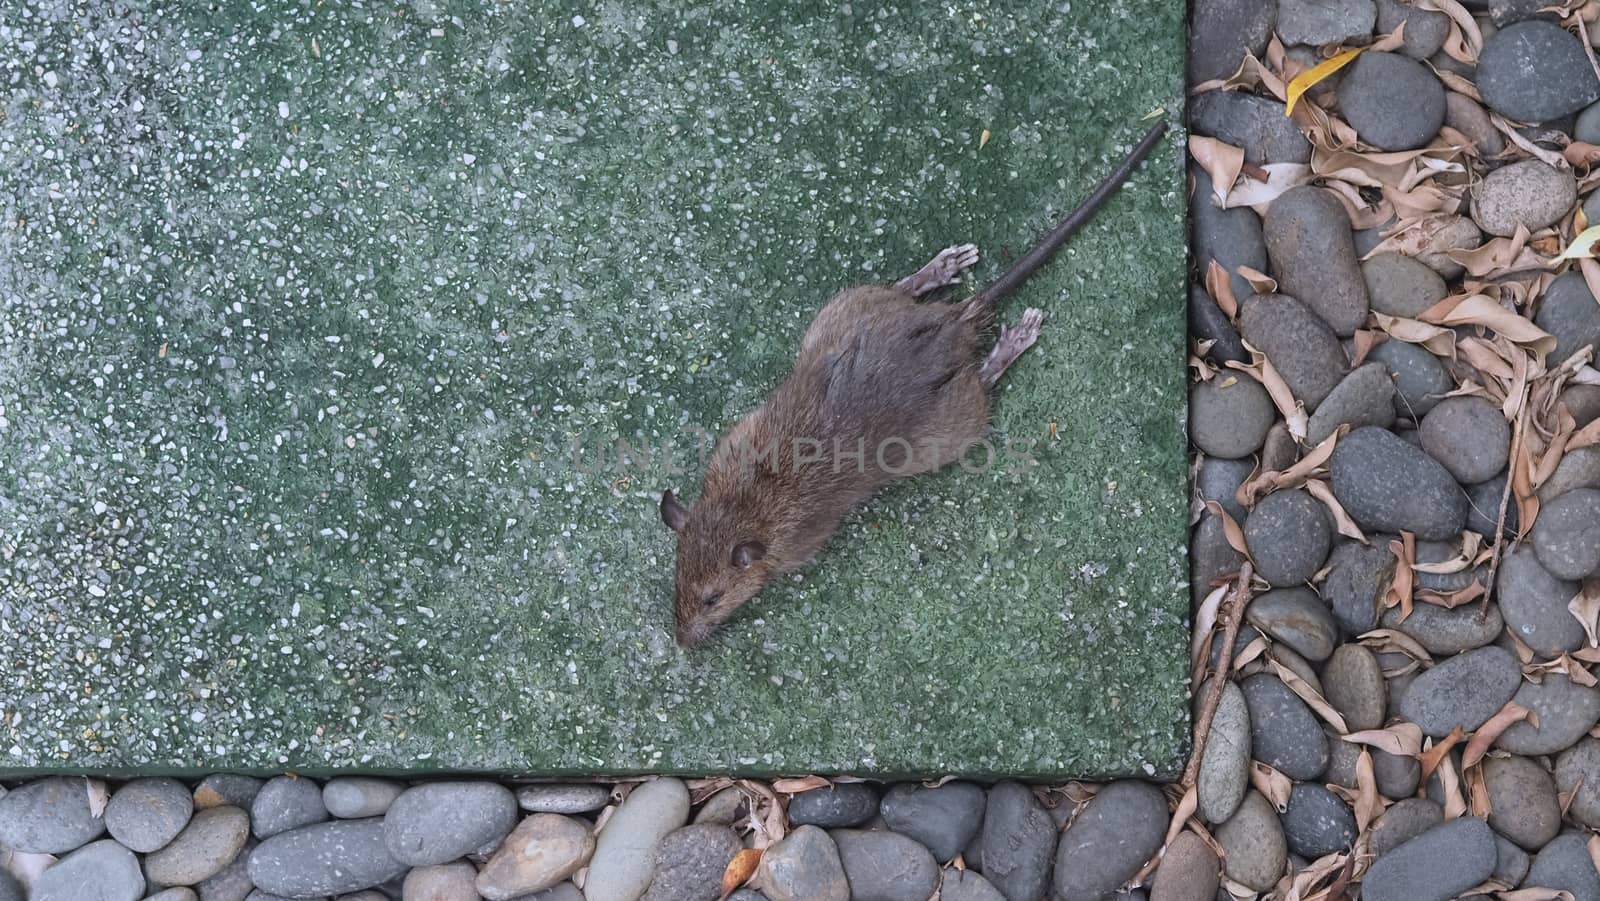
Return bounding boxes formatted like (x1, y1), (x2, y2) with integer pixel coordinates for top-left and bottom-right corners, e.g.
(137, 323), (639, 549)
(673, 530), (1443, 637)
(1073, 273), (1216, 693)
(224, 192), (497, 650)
(720, 848), (762, 900)
(1557, 223), (1600, 260)
(1284, 47), (1363, 116)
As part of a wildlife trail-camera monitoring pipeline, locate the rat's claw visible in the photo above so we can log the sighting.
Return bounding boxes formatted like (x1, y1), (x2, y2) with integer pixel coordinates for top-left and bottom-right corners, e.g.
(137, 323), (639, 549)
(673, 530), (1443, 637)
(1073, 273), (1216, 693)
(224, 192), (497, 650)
(897, 243), (982, 297)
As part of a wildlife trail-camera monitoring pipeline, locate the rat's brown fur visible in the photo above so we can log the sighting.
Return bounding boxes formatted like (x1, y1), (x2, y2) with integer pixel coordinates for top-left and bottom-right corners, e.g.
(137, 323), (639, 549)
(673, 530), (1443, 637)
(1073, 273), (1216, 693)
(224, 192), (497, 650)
(660, 121), (1168, 648)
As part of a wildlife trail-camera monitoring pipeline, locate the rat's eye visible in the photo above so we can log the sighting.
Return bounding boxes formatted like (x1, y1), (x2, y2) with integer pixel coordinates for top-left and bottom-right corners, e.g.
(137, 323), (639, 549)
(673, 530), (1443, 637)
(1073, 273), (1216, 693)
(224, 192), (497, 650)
(702, 592), (723, 608)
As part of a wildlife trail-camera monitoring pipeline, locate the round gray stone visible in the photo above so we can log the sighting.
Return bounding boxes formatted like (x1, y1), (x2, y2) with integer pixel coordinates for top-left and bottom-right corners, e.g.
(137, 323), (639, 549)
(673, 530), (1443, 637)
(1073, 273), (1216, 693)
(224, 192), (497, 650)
(1557, 737), (1600, 828)
(30, 839), (143, 901)
(940, 870), (1007, 901)
(1494, 832), (1532, 887)
(1471, 159), (1578, 237)
(1192, 514), (1246, 606)
(1330, 425), (1468, 540)
(0, 776), (107, 854)
(1381, 600), (1505, 655)
(196, 837), (256, 901)
(830, 829), (938, 901)
(194, 776), (263, 811)
(105, 777), (192, 854)
(1535, 271), (1600, 365)
(1444, 93), (1506, 158)
(1337, 52), (1446, 151)
(1264, 186), (1370, 335)
(1532, 488), (1600, 579)
(1192, 169), (1269, 306)
(1466, 473), (1519, 538)
(1498, 546), (1585, 658)
(877, 782), (984, 863)
(1419, 397), (1511, 485)
(1278, 784), (1355, 859)
(1323, 644), (1386, 732)
(1483, 754), (1560, 850)
(1238, 294), (1350, 410)
(1197, 679), (1251, 825)
(1479, 21), (1600, 122)
(643, 824), (742, 901)
(979, 782), (1055, 901)
(404, 862), (478, 901)
(1369, 798), (1443, 856)
(1190, 375), (1275, 459)
(1245, 587), (1338, 661)
(788, 784), (877, 829)
(515, 783), (611, 815)
(1241, 673), (1329, 780)
(1190, 286), (1248, 367)
(1052, 781), (1167, 901)
(1277, 0), (1376, 45)
(321, 778), (404, 819)
(383, 781), (517, 867)
(143, 890), (198, 901)
(1323, 539), (1396, 634)
(1196, 457), (1253, 523)
(1214, 791), (1286, 892)
(1189, 91), (1312, 165)
(1526, 831), (1600, 901)
(1361, 817), (1496, 901)
(1374, 748), (1422, 798)
(1399, 645), (1523, 736)
(1541, 445), (1600, 503)
(1191, 0), (1276, 82)
(144, 806), (251, 886)
(1244, 489), (1333, 588)
(1498, 674), (1600, 755)
(251, 776), (328, 840)
(248, 818), (409, 897)
(1148, 830), (1218, 901)
(584, 777), (691, 901)
(1376, 0), (1450, 57)
(1563, 384), (1600, 427)
(477, 813), (596, 899)
(1305, 362), (1397, 446)
(758, 825), (848, 901)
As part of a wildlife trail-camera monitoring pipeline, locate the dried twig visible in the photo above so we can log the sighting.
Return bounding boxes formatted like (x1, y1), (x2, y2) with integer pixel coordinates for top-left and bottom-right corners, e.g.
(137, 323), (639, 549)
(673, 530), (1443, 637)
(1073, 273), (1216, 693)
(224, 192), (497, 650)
(1482, 403), (1528, 620)
(1183, 563), (1255, 789)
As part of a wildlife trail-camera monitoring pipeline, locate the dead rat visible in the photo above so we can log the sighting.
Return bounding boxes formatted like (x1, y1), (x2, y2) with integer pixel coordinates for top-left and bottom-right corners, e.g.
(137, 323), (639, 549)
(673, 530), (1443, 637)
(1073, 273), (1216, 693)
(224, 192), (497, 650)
(660, 120), (1168, 648)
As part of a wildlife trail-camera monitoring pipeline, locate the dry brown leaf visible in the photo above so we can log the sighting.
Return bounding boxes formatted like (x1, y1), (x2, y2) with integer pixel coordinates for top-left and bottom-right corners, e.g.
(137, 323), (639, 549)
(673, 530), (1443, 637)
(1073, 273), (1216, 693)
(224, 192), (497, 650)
(1269, 658), (1349, 733)
(1236, 428), (1342, 507)
(1353, 750), (1382, 832)
(1572, 416), (1600, 451)
(1343, 723), (1424, 757)
(771, 776), (830, 794)
(1496, 890), (1579, 901)
(1204, 500), (1252, 560)
(1434, 294), (1558, 353)
(1491, 111), (1570, 168)
(1232, 356), (1310, 441)
(1227, 163), (1314, 210)
(1374, 311), (1458, 356)
(1251, 762), (1293, 811)
(1561, 773), (1586, 816)
(1572, 580), (1600, 648)
(1358, 628), (1435, 666)
(1415, 0), (1483, 61)
(1466, 761), (1490, 817)
(1416, 580), (1486, 609)
(1463, 702), (1533, 768)
(1386, 534), (1417, 621)
(1234, 635), (1270, 670)
(1439, 754), (1469, 819)
(1236, 265), (1278, 294)
(85, 779), (110, 819)
(1419, 726), (1469, 785)
(1205, 260), (1240, 318)
(1190, 136), (1245, 206)
(1191, 583), (1231, 679)
(1351, 329), (1384, 368)
(720, 848), (762, 900)
(1305, 478), (1366, 541)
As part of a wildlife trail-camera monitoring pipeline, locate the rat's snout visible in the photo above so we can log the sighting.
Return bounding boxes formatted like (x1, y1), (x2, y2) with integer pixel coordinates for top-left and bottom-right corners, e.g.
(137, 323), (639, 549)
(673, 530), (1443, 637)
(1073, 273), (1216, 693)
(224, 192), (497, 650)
(675, 621), (710, 650)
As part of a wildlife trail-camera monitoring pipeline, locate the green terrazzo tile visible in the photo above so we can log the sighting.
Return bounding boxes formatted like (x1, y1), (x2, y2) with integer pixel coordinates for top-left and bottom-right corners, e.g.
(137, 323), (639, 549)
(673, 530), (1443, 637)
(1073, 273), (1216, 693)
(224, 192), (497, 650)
(0, 0), (1188, 778)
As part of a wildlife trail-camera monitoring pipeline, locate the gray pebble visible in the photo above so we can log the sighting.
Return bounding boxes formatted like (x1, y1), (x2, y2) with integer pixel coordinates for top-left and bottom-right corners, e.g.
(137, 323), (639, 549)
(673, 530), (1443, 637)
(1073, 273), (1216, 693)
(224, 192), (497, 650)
(1148, 830), (1217, 901)
(1374, 748), (1422, 798)
(643, 824), (742, 901)
(1278, 784), (1355, 859)
(1190, 375), (1274, 459)
(1322, 644), (1386, 732)
(1277, 0), (1376, 45)
(1419, 397), (1511, 485)
(248, 818), (408, 897)
(979, 782), (1055, 901)
(1189, 92), (1312, 164)
(1261, 422), (1299, 472)
(321, 779), (403, 820)
(1323, 539), (1395, 634)
(477, 813), (595, 899)
(145, 890), (199, 901)
(1466, 473), (1519, 538)
(1196, 457), (1253, 523)
(583, 777), (690, 901)
(1190, 0), (1276, 83)
(1557, 737), (1600, 828)
(1189, 286), (1248, 367)
(31, 839), (144, 901)
(1363, 253), (1447, 320)
(877, 782), (984, 863)
(1399, 645), (1523, 736)
(1361, 817), (1495, 901)
(757, 825), (848, 901)
(1238, 294), (1350, 410)
(194, 776), (263, 811)
(105, 777), (192, 854)
(196, 835), (256, 901)
(1245, 588), (1338, 661)
(1241, 674), (1329, 780)
(1444, 93), (1506, 158)
(1471, 159), (1578, 237)
(1498, 673), (1600, 755)
(1244, 489), (1333, 588)
(1498, 546), (1585, 657)
(1369, 798), (1443, 855)
(515, 783), (611, 815)
(1381, 600), (1504, 655)
(1579, 100), (1600, 144)
(1562, 384), (1600, 427)
(1197, 679), (1251, 825)
(1213, 791), (1285, 892)
(787, 784), (877, 829)
(1192, 170), (1269, 306)
(1052, 781), (1167, 901)
(145, 806), (250, 887)
(1490, 0), (1559, 25)
(1526, 832), (1600, 901)
(1376, 0), (1449, 57)
(1478, 21), (1600, 122)
(0, 776), (107, 854)
(1410, 215), (1483, 279)
(1305, 362), (1397, 446)
(940, 870), (1006, 901)
(830, 829), (937, 901)
(1493, 831), (1531, 887)
(1337, 52), (1446, 151)
(252, 776), (328, 840)
(1264, 186), (1370, 336)
(1540, 446), (1600, 503)
(1535, 272), (1600, 365)
(1483, 754), (1560, 850)
(383, 781), (517, 867)
(1192, 514), (1245, 607)
(0, 871), (19, 901)
(403, 861), (478, 901)
(693, 788), (747, 826)
(1330, 426), (1468, 540)
(1532, 488), (1600, 579)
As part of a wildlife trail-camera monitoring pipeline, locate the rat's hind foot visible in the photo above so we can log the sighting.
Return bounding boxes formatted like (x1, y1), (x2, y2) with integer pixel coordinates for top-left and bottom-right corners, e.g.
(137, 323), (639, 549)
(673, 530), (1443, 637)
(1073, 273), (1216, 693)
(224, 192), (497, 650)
(895, 243), (980, 297)
(979, 307), (1044, 387)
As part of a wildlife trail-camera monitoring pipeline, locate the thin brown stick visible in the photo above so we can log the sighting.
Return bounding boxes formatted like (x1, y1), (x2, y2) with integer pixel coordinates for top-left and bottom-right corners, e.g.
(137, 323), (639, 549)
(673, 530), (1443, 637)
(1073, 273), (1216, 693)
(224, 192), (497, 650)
(1183, 562), (1255, 789)
(1481, 404), (1527, 620)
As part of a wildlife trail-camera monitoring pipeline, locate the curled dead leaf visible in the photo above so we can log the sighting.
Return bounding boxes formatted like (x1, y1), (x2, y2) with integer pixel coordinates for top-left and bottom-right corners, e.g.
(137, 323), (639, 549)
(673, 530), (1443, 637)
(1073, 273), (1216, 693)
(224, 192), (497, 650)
(1251, 761), (1293, 811)
(1419, 726), (1469, 785)
(720, 848), (762, 900)
(1343, 722), (1424, 757)
(1190, 136), (1245, 205)
(771, 776), (830, 794)
(1462, 701), (1533, 768)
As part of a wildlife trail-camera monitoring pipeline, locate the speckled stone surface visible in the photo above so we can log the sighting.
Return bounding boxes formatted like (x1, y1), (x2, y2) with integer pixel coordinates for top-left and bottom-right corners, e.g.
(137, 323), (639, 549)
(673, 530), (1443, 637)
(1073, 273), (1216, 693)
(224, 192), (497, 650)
(0, 1), (1187, 778)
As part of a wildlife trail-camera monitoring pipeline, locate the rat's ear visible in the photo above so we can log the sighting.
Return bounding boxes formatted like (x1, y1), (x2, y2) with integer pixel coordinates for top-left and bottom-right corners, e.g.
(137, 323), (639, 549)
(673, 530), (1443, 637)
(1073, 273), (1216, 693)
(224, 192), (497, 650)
(660, 489), (689, 532)
(731, 540), (766, 568)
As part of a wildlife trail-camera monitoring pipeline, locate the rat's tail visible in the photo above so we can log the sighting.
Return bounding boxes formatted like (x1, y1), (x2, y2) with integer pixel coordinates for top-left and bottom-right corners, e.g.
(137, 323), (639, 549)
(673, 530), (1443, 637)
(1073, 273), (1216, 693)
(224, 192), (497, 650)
(961, 119), (1168, 322)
